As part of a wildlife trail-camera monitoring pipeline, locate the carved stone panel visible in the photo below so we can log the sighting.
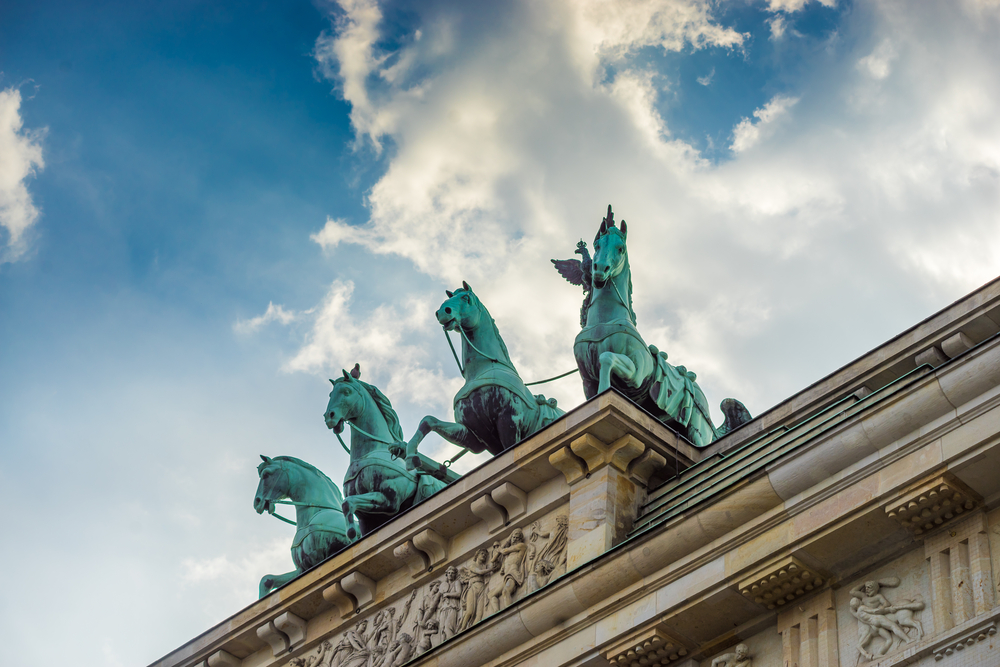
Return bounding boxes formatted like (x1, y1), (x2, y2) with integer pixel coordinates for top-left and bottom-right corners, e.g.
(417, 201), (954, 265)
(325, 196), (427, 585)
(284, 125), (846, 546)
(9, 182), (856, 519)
(299, 509), (569, 667)
(835, 548), (933, 665)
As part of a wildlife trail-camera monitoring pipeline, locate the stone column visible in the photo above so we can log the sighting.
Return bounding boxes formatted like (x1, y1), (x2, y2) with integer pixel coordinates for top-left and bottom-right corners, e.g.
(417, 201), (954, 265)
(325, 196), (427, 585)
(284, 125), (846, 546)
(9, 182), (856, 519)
(548, 433), (665, 570)
(777, 588), (839, 667)
(924, 511), (993, 632)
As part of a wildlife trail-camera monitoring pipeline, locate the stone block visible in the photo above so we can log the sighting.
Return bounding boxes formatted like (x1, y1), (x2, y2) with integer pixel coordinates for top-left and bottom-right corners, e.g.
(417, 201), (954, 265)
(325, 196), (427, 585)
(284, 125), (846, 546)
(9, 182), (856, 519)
(413, 528), (448, 569)
(884, 473), (982, 537)
(940, 331), (974, 359)
(340, 571), (376, 608)
(393, 539), (430, 576)
(256, 620), (289, 656)
(205, 651), (241, 667)
(915, 346), (948, 368)
(321, 581), (355, 617)
(739, 556), (826, 610)
(274, 611), (307, 649)
(603, 625), (689, 667)
(491, 482), (528, 522)
(471, 494), (507, 532)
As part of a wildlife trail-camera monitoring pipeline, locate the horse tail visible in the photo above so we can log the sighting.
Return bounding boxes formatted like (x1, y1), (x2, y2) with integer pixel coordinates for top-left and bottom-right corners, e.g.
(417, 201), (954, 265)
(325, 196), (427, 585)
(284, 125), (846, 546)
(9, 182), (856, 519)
(716, 398), (753, 438)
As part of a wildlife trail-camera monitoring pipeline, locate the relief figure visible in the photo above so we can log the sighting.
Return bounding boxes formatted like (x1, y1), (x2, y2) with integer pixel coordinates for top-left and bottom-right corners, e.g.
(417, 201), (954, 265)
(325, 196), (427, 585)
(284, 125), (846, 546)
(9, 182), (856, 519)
(531, 515), (567, 588)
(289, 640), (332, 667)
(458, 549), (495, 631)
(414, 580), (442, 653)
(849, 578), (925, 661)
(438, 566), (463, 641)
(711, 643), (751, 667)
(385, 632), (415, 667)
(329, 619), (372, 667)
(488, 528), (528, 612)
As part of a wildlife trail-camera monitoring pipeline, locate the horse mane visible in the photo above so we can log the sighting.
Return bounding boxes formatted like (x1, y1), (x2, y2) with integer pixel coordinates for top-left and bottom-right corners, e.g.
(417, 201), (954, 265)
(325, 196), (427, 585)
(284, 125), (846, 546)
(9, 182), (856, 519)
(357, 380), (405, 442)
(331, 375), (406, 442)
(590, 227), (637, 326)
(457, 288), (513, 364)
(271, 456), (344, 504)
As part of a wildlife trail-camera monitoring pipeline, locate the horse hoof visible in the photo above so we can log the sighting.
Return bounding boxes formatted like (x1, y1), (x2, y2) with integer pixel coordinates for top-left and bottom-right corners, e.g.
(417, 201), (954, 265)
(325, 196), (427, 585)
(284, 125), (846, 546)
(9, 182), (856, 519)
(347, 525), (358, 541)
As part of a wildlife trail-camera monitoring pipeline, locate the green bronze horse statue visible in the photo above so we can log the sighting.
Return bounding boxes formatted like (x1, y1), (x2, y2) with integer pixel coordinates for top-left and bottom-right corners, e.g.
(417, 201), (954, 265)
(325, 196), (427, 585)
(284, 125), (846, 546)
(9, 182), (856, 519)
(393, 282), (564, 468)
(325, 365), (459, 538)
(254, 455), (353, 598)
(553, 205), (751, 446)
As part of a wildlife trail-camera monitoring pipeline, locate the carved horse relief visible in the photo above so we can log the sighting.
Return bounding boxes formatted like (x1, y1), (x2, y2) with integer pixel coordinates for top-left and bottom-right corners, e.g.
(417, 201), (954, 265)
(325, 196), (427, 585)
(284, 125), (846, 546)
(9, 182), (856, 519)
(253, 455), (354, 597)
(553, 205), (752, 446)
(394, 283), (564, 469)
(325, 365), (458, 538)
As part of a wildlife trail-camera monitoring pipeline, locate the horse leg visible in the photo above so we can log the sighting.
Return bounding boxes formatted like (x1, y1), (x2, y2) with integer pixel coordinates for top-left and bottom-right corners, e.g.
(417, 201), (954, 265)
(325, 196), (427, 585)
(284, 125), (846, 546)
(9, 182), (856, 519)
(343, 491), (394, 520)
(598, 351), (637, 393)
(403, 416), (487, 470)
(259, 568), (302, 598)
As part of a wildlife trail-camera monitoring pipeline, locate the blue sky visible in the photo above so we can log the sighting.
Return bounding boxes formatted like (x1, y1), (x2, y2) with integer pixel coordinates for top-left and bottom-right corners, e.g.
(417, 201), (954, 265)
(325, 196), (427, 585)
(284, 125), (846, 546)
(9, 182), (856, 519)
(2, 1), (1000, 666)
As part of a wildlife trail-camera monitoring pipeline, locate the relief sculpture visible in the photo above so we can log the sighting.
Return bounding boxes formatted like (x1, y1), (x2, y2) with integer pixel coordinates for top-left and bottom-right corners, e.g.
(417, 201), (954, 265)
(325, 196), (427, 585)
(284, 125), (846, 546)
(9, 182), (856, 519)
(711, 643), (751, 667)
(849, 577), (925, 661)
(298, 512), (568, 667)
(458, 549), (493, 631)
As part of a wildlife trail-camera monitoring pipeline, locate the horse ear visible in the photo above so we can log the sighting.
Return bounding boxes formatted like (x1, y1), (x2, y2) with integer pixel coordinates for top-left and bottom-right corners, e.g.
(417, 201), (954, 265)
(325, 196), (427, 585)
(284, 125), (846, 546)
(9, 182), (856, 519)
(462, 280), (471, 291)
(445, 289), (454, 298)
(342, 369), (351, 380)
(350, 363), (361, 379)
(329, 378), (336, 386)
(620, 219), (627, 238)
(260, 455), (271, 463)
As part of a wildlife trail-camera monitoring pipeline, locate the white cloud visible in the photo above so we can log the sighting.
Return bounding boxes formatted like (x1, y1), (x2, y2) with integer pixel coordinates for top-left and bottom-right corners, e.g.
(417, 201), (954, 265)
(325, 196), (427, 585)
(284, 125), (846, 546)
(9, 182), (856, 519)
(697, 68), (715, 86)
(296, 0), (1000, 426)
(766, 0), (837, 12)
(0, 87), (45, 262)
(730, 94), (799, 152)
(180, 538), (287, 585)
(252, 279), (462, 413)
(858, 39), (897, 80)
(767, 15), (787, 39)
(314, 0), (389, 150)
(233, 301), (300, 333)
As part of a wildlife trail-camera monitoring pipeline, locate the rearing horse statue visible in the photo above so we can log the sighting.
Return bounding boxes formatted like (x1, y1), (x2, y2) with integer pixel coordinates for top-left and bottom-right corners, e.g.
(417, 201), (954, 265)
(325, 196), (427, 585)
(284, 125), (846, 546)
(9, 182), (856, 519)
(553, 205), (751, 446)
(253, 455), (353, 597)
(393, 283), (564, 467)
(325, 365), (458, 538)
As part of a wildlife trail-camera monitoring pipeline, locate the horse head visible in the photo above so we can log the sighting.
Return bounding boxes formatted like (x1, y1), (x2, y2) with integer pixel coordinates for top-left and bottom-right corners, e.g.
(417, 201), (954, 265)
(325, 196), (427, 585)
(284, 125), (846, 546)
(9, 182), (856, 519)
(254, 455), (289, 515)
(592, 205), (628, 288)
(325, 364), (366, 433)
(437, 281), (482, 331)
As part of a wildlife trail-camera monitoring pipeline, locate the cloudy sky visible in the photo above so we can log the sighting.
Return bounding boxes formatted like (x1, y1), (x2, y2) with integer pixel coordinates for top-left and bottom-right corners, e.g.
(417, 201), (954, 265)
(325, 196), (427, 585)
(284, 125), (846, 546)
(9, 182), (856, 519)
(2, 1), (999, 665)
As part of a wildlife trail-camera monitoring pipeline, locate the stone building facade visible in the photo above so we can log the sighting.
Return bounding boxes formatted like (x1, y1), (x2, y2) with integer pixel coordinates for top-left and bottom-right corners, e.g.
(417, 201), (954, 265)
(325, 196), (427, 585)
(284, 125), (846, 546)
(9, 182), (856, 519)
(153, 278), (1000, 667)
